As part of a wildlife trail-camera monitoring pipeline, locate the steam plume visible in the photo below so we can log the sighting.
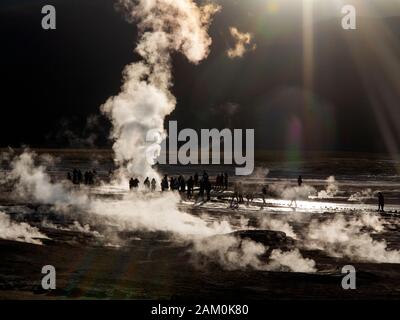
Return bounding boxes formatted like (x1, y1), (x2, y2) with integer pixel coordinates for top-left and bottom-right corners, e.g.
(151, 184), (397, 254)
(102, 0), (221, 181)
(304, 214), (400, 263)
(317, 176), (339, 199)
(226, 27), (256, 59)
(0, 211), (48, 245)
(192, 234), (316, 272)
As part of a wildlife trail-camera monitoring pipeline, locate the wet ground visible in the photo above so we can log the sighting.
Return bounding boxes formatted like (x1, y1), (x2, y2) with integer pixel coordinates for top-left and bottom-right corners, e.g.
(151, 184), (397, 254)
(1, 150), (400, 300)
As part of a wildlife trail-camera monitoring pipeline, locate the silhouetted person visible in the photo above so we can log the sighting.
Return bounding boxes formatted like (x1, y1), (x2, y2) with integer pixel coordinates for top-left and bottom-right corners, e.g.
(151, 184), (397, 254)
(92, 170), (97, 185)
(187, 176), (194, 198)
(217, 173), (224, 190)
(67, 172), (72, 182)
(203, 170), (209, 183)
(216, 174), (221, 189)
(230, 182), (240, 209)
(144, 177), (150, 189)
(84, 171), (90, 185)
(161, 175), (169, 191)
(89, 171), (95, 185)
(129, 177), (139, 190)
(179, 175), (186, 192)
(199, 178), (205, 200)
(378, 192), (385, 212)
(261, 185), (268, 208)
(151, 178), (157, 192)
(72, 169), (78, 184)
(205, 179), (212, 201)
(132, 178), (139, 189)
(170, 177), (176, 190)
(224, 172), (228, 190)
(298, 175), (303, 187)
(194, 172), (199, 186)
(245, 191), (254, 207)
(86, 171), (94, 185)
(78, 170), (82, 184)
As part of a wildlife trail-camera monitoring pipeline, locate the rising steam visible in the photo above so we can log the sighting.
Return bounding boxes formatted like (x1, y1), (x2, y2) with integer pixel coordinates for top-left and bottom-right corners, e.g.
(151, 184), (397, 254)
(7, 151), (231, 238)
(191, 234), (316, 272)
(102, 0), (221, 181)
(4, 150), (317, 272)
(226, 27), (256, 59)
(3, 1), (398, 275)
(317, 176), (339, 199)
(0, 211), (48, 245)
(304, 214), (400, 263)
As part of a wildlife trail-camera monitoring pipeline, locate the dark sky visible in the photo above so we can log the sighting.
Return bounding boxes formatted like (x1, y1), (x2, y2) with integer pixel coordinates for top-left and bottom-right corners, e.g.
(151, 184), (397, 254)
(1, 0), (400, 154)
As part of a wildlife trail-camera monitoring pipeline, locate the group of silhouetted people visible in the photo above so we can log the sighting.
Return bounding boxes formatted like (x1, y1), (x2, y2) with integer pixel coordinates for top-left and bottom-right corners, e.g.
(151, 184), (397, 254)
(161, 171), (211, 199)
(129, 177), (157, 191)
(67, 168), (98, 186)
(154, 171), (229, 202)
(160, 175), (183, 192)
(67, 167), (388, 212)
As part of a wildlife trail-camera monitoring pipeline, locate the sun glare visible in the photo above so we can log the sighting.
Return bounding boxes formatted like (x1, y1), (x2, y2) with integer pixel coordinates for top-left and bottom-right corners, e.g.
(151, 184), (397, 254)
(266, 0), (279, 14)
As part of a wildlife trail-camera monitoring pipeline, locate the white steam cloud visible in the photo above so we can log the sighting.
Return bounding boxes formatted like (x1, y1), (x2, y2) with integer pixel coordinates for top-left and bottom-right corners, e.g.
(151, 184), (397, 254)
(7, 151), (231, 238)
(348, 188), (376, 202)
(317, 176), (339, 199)
(6, 1), (396, 274)
(226, 27), (256, 59)
(260, 217), (297, 239)
(102, 0), (221, 181)
(8, 152), (88, 207)
(304, 214), (400, 263)
(0, 211), (48, 245)
(192, 234), (316, 273)
(4, 151), (319, 272)
(269, 183), (316, 201)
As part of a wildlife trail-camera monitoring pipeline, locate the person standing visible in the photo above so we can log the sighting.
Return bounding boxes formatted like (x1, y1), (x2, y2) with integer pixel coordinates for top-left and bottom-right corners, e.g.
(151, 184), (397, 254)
(298, 175), (303, 187)
(132, 178), (140, 189)
(179, 176), (186, 193)
(187, 176), (194, 199)
(261, 185), (268, 209)
(77, 170), (83, 184)
(151, 178), (157, 192)
(205, 179), (212, 201)
(378, 192), (385, 212)
(199, 177), (205, 200)
(161, 175), (169, 191)
(203, 170), (209, 183)
(224, 172), (228, 190)
(170, 177), (176, 190)
(144, 177), (150, 190)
